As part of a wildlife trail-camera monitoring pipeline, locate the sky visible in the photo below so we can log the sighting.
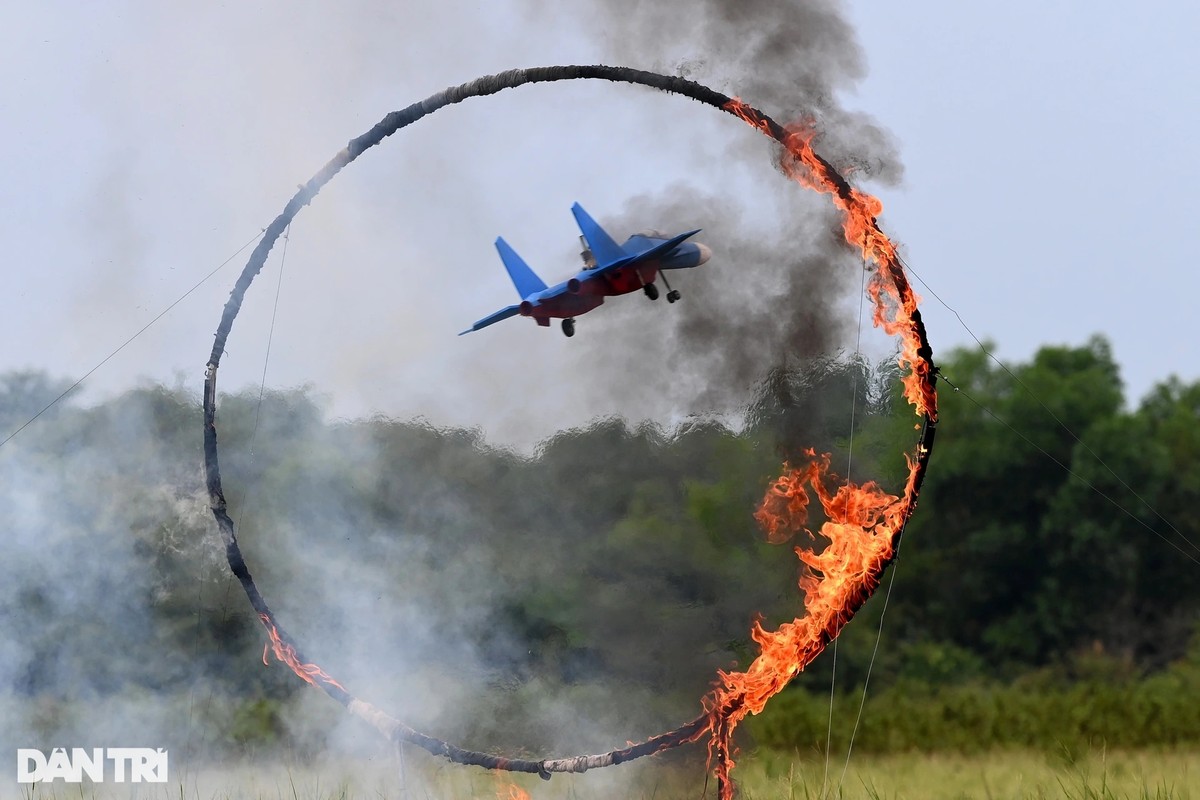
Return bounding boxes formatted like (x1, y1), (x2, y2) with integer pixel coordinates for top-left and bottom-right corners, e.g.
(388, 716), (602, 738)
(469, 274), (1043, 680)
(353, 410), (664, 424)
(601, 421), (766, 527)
(1, 2), (1197, 789)
(3, 1), (1197, 447)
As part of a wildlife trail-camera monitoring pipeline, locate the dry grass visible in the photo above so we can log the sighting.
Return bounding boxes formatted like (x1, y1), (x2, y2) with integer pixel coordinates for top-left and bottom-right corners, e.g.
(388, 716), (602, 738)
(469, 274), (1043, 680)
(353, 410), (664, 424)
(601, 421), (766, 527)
(10, 747), (1199, 799)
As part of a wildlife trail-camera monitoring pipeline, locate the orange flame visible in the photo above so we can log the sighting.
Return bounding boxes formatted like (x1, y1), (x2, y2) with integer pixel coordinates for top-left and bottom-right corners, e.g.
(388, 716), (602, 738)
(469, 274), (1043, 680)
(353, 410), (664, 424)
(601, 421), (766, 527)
(496, 780), (531, 800)
(713, 453), (902, 709)
(708, 99), (938, 799)
(724, 98), (937, 422)
(754, 449), (817, 543)
(259, 613), (347, 691)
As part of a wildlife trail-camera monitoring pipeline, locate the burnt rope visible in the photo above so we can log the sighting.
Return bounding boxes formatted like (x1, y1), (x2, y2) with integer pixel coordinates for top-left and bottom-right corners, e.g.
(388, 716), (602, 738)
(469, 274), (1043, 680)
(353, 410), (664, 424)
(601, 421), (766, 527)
(201, 65), (938, 778)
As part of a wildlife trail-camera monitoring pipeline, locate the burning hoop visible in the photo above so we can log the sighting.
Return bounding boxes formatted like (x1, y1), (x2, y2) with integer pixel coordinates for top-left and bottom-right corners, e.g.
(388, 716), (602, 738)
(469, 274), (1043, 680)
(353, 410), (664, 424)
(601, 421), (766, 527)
(201, 65), (937, 799)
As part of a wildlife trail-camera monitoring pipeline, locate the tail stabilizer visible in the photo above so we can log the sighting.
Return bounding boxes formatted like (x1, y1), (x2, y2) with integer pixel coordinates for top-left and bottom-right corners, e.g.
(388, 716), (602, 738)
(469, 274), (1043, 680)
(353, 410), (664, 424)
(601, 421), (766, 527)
(571, 203), (628, 268)
(495, 237), (547, 298)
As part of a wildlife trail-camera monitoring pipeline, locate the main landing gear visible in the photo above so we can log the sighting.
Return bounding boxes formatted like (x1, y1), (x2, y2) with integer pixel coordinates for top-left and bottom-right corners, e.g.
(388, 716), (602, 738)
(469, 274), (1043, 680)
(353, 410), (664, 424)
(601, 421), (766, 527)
(562, 318), (575, 337)
(659, 273), (681, 304)
(642, 280), (681, 303)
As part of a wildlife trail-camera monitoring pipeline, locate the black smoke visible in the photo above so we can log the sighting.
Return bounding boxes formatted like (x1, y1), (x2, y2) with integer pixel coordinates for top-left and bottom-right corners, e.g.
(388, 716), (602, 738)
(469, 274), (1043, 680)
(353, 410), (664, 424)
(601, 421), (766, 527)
(526, 0), (904, 430)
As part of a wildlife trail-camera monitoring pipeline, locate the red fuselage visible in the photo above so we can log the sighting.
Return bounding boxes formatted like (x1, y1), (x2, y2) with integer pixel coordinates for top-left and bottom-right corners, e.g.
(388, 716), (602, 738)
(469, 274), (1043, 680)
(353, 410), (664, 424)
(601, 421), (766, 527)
(521, 262), (662, 324)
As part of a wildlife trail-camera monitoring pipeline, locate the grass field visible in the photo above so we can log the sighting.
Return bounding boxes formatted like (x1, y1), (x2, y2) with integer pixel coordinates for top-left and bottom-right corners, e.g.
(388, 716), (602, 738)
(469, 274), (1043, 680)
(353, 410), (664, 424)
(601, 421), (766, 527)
(11, 748), (1200, 800)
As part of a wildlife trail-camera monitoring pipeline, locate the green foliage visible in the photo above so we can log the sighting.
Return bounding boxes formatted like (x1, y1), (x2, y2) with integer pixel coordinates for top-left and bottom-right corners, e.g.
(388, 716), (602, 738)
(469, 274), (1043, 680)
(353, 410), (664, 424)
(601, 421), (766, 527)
(229, 697), (285, 748)
(749, 647), (1200, 754)
(892, 336), (1200, 671)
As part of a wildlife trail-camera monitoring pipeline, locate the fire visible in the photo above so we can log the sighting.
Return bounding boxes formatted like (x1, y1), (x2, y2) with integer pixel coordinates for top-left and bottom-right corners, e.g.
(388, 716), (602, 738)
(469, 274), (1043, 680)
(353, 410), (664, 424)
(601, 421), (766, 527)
(706, 99), (939, 799)
(496, 781), (531, 799)
(259, 613), (346, 692)
(724, 98), (937, 421)
(711, 453), (902, 721)
(754, 448), (818, 543)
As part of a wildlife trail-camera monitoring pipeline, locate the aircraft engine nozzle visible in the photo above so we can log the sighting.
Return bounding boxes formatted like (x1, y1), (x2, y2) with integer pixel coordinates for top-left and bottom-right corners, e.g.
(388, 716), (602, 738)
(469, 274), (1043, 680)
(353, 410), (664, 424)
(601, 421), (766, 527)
(518, 300), (535, 316)
(567, 278), (582, 294)
(695, 243), (712, 265)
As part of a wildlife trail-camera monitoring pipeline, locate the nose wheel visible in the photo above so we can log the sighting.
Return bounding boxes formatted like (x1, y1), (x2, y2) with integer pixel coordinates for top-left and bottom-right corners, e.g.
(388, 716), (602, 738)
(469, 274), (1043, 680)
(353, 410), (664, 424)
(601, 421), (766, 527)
(642, 283), (659, 301)
(562, 318), (575, 337)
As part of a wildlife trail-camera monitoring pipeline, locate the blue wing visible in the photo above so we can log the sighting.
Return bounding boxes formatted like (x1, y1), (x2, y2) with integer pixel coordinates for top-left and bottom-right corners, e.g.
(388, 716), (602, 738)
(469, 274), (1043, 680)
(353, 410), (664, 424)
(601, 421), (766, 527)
(459, 304), (521, 336)
(591, 229), (702, 277)
(572, 202), (701, 276)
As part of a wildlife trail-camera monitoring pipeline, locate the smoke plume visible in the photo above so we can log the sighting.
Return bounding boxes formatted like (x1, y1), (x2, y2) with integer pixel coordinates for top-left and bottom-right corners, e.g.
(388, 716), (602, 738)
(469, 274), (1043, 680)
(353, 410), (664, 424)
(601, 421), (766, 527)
(538, 0), (903, 181)
(573, 187), (858, 416)
(523, 0), (904, 425)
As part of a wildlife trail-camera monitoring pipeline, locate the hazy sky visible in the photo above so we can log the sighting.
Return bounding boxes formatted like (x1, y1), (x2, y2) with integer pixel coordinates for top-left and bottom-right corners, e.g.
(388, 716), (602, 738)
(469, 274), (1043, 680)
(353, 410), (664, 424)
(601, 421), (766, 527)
(4, 1), (1196, 445)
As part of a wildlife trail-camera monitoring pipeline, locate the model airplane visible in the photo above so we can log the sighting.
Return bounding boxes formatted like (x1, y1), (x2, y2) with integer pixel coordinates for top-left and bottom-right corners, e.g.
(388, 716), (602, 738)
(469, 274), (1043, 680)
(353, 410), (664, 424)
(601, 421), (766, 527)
(460, 202), (712, 337)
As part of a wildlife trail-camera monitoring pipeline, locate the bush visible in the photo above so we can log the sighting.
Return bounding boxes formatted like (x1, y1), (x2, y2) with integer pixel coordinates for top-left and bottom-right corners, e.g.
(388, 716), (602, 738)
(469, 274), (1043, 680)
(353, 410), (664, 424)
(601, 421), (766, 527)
(747, 651), (1200, 754)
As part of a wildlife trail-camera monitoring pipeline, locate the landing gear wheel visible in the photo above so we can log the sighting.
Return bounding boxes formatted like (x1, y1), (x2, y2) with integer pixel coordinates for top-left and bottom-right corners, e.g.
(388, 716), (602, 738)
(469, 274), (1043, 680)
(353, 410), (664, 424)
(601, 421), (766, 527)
(643, 283), (660, 301)
(666, 290), (681, 303)
(562, 318), (575, 337)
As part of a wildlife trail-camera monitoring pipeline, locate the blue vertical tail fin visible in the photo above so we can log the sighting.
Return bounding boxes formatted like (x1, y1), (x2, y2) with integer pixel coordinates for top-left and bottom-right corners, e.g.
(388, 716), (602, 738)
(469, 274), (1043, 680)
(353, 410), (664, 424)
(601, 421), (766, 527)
(571, 203), (628, 268)
(495, 237), (547, 298)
